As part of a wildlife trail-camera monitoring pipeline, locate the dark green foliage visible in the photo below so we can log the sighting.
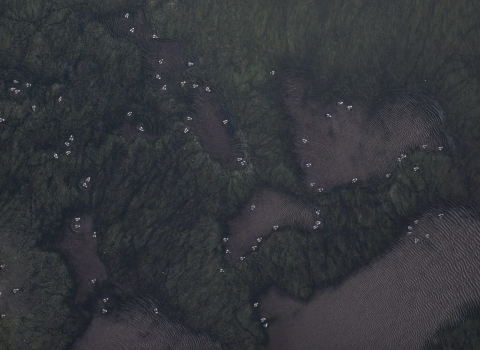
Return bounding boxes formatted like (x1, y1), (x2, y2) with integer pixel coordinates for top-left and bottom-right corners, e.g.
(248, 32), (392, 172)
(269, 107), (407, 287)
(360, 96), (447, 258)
(0, 199), (85, 350)
(1, 0), (480, 348)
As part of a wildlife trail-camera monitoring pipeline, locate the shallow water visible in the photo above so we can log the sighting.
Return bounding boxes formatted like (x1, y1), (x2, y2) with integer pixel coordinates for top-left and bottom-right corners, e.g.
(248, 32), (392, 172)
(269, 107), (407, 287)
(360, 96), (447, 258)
(225, 189), (320, 263)
(260, 205), (480, 349)
(72, 298), (223, 350)
(283, 75), (452, 192)
(1, 0), (480, 349)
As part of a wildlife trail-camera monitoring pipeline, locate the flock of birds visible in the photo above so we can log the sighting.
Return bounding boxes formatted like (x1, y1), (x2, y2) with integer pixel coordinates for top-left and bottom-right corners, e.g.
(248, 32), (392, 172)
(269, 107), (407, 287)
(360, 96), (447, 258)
(2, 7), (476, 350)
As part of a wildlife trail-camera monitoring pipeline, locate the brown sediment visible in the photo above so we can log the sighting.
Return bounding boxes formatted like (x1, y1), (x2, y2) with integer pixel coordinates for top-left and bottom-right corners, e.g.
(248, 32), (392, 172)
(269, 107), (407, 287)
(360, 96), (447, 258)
(259, 205), (480, 350)
(187, 88), (242, 168)
(60, 214), (108, 303)
(71, 297), (223, 350)
(224, 189), (321, 264)
(282, 71), (452, 193)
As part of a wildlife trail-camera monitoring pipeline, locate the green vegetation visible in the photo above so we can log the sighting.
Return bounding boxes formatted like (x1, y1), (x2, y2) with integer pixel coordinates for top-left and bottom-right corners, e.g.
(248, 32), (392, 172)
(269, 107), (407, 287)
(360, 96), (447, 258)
(1, 0), (480, 348)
